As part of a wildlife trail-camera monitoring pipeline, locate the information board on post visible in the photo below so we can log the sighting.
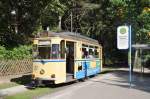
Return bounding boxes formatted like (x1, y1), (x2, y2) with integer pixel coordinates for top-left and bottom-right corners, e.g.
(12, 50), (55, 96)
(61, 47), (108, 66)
(117, 26), (129, 50)
(117, 25), (132, 87)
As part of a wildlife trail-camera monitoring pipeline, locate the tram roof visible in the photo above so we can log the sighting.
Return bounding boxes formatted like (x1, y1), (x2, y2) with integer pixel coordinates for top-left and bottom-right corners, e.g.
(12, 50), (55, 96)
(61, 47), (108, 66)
(35, 31), (100, 46)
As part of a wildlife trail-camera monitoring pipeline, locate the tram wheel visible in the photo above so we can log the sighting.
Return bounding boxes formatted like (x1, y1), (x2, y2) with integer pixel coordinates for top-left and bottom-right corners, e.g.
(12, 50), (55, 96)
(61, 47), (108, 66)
(36, 80), (43, 87)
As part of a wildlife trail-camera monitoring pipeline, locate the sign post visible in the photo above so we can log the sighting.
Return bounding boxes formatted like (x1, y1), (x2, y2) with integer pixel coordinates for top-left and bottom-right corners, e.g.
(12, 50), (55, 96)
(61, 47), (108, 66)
(117, 25), (132, 87)
(128, 25), (132, 87)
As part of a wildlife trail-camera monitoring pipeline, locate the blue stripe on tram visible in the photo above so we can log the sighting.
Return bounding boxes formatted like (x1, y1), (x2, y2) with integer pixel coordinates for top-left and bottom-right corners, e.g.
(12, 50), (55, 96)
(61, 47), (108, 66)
(33, 60), (66, 63)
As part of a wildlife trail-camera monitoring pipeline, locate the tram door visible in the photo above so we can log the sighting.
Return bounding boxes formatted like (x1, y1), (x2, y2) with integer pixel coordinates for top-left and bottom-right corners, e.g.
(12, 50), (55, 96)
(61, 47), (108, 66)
(66, 41), (75, 80)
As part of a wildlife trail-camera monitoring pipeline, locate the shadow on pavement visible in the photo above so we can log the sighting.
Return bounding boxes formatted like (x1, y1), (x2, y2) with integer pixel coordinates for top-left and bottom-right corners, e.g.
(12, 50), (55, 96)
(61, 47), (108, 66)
(10, 74), (32, 85)
(10, 74), (79, 90)
(10, 68), (150, 93)
(90, 70), (150, 93)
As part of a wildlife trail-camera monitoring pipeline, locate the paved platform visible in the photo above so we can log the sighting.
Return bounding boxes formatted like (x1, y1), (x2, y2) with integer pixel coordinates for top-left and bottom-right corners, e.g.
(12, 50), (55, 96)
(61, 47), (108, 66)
(39, 70), (150, 99)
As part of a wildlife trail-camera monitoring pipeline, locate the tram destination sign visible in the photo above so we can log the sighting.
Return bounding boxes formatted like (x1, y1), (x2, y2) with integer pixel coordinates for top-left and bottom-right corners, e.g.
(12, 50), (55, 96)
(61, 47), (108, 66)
(117, 26), (129, 49)
(39, 41), (51, 45)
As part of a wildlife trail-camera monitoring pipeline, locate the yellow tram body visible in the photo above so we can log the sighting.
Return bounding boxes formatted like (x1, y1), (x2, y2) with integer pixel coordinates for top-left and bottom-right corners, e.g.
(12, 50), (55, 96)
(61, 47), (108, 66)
(32, 31), (102, 84)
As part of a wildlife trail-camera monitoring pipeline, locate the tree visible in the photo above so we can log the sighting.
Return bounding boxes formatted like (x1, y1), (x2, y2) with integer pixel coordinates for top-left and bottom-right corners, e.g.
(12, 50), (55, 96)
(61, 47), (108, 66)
(0, 0), (149, 63)
(0, 0), (66, 47)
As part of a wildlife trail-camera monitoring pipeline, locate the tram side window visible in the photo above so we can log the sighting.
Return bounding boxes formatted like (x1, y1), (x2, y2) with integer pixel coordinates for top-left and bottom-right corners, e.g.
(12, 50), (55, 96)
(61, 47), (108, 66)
(82, 44), (89, 59)
(82, 48), (88, 59)
(52, 44), (59, 59)
(95, 49), (99, 58)
(60, 40), (65, 59)
(38, 46), (51, 59)
(88, 49), (94, 58)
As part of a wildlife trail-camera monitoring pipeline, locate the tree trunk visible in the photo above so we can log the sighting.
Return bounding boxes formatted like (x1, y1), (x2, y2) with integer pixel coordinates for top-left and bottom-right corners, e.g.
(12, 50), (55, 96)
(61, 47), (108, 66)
(58, 16), (62, 31)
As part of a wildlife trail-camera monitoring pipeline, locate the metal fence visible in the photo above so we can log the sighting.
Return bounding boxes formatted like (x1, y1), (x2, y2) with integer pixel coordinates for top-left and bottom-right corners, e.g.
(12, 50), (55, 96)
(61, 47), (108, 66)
(0, 59), (32, 78)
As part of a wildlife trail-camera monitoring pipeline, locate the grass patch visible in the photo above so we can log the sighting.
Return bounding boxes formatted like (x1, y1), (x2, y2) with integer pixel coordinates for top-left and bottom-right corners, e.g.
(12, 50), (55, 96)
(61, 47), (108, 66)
(4, 87), (55, 99)
(0, 75), (31, 90)
(0, 82), (19, 89)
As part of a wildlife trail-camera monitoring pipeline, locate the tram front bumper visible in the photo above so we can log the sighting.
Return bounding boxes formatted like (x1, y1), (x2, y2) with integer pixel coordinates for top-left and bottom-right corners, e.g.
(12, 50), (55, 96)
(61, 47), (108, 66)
(35, 77), (56, 81)
(32, 77), (56, 85)
(33, 77), (56, 81)
(32, 74), (56, 81)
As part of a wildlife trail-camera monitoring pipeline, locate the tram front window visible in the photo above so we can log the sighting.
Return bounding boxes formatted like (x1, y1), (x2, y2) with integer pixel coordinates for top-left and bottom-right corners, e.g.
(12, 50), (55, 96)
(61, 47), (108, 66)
(38, 45), (51, 59)
(39, 46), (51, 59)
(33, 44), (60, 59)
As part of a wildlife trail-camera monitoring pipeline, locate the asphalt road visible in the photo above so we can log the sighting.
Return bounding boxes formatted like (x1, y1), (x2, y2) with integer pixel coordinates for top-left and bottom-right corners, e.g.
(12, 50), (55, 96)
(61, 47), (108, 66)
(38, 70), (150, 99)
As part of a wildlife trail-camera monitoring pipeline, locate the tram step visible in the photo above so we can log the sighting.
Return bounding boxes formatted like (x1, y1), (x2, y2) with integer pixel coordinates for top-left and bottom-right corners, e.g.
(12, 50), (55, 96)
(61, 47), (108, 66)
(66, 73), (74, 82)
(67, 73), (74, 76)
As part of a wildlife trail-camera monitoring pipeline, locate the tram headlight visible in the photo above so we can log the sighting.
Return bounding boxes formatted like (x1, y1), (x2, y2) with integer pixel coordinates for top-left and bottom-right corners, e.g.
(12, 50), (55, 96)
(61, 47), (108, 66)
(51, 74), (55, 78)
(40, 69), (45, 75)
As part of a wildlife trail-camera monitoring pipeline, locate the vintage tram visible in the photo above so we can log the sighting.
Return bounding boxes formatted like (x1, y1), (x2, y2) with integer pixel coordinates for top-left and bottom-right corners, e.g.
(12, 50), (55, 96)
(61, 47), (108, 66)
(32, 31), (102, 85)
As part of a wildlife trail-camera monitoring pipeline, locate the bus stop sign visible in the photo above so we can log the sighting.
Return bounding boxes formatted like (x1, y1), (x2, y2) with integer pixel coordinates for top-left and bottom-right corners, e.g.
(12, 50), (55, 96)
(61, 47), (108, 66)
(117, 26), (129, 49)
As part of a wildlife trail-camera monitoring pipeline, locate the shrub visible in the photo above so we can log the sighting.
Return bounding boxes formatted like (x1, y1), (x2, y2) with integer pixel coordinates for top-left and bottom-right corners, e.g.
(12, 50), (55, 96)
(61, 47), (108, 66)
(0, 45), (32, 60)
(0, 46), (7, 59)
(145, 55), (150, 68)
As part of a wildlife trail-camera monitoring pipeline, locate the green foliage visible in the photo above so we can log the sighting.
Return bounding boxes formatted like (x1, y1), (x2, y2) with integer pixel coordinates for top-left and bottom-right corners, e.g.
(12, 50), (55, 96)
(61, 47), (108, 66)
(145, 57), (150, 68)
(0, 46), (6, 59)
(0, 0), (67, 46)
(0, 0), (149, 64)
(110, 0), (127, 6)
(142, 51), (150, 68)
(0, 82), (19, 89)
(0, 45), (32, 60)
(136, 11), (150, 43)
(40, 0), (66, 30)
(5, 87), (55, 99)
